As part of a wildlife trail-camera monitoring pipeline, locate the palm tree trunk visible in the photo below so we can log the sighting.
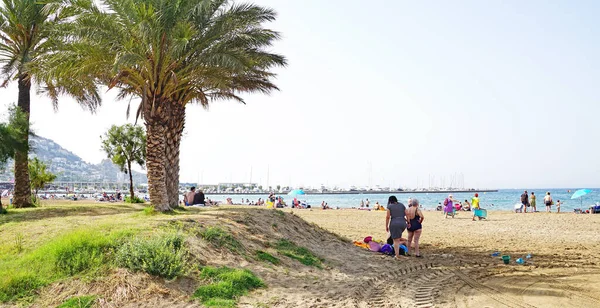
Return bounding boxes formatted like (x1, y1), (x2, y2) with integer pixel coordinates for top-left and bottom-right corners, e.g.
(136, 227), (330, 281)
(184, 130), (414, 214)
(128, 160), (134, 201)
(165, 104), (185, 208)
(13, 75), (32, 208)
(145, 120), (170, 211)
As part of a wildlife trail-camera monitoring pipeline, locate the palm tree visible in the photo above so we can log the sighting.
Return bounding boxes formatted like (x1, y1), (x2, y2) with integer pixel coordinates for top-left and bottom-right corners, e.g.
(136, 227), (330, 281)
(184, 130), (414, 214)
(45, 0), (286, 211)
(0, 0), (100, 207)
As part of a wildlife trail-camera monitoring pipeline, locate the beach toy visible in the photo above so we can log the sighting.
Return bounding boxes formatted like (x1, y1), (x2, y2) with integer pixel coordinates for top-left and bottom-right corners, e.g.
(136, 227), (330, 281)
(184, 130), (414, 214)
(526, 254), (532, 259)
(491, 251), (500, 257)
(501, 255), (510, 264)
(516, 258), (525, 265)
(363, 236), (373, 243)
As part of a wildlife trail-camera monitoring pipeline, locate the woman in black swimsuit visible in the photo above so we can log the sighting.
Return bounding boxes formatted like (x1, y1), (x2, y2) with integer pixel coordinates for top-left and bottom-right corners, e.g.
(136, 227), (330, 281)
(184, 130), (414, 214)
(406, 198), (425, 257)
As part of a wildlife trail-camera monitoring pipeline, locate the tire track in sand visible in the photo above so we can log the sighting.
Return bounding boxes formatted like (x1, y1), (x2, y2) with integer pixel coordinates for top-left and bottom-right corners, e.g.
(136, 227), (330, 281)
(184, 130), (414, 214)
(453, 270), (537, 308)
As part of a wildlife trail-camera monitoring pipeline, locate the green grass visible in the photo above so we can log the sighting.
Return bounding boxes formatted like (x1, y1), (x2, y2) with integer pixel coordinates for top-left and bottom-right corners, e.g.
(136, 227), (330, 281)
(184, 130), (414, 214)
(143, 206), (157, 215)
(57, 295), (96, 308)
(194, 267), (264, 307)
(116, 233), (187, 279)
(125, 196), (145, 204)
(200, 227), (242, 252)
(0, 229), (131, 303)
(275, 239), (323, 268)
(256, 250), (280, 265)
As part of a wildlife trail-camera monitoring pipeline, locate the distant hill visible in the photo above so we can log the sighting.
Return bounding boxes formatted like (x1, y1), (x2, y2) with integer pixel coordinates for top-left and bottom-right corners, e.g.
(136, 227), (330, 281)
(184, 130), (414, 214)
(0, 136), (147, 184)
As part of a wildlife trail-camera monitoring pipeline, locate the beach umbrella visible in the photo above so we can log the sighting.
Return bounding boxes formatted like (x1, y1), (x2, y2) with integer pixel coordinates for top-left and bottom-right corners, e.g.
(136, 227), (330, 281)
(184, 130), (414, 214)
(571, 189), (592, 207)
(288, 189), (306, 196)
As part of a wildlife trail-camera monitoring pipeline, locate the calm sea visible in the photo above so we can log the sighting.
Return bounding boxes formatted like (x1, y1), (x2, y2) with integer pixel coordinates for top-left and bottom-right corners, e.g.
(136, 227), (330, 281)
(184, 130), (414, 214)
(206, 189), (600, 212)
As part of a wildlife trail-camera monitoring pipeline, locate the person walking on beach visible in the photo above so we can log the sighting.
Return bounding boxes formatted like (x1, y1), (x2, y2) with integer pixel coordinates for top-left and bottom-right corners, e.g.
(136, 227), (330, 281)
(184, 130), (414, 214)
(544, 192), (553, 212)
(406, 198), (424, 257)
(556, 199), (561, 213)
(443, 195), (456, 218)
(530, 192), (537, 212)
(521, 190), (529, 213)
(471, 193), (480, 221)
(385, 196), (408, 259)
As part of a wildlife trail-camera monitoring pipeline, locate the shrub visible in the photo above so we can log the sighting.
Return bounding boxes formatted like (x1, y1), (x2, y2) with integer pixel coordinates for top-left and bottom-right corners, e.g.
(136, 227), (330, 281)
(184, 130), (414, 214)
(0, 274), (44, 303)
(125, 196), (145, 204)
(44, 231), (116, 276)
(116, 233), (187, 279)
(256, 251), (280, 265)
(57, 295), (96, 308)
(275, 239), (322, 268)
(194, 267), (264, 306)
(200, 227), (241, 252)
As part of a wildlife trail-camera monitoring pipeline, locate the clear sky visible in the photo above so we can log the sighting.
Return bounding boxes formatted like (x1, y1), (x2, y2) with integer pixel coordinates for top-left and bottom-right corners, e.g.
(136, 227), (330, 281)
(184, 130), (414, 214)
(1, 0), (599, 189)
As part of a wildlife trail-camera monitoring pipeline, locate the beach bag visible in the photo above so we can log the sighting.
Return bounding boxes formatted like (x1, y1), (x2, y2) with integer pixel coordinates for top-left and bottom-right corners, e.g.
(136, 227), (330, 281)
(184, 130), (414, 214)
(443, 198), (449, 206)
(380, 244), (394, 255)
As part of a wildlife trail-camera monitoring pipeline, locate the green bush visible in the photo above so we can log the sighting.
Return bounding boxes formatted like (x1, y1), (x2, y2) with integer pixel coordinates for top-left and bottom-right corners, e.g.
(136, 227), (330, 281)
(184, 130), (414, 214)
(57, 295), (96, 308)
(116, 233), (187, 279)
(125, 196), (145, 203)
(200, 227), (241, 252)
(275, 239), (323, 268)
(256, 251), (280, 265)
(0, 229), (130, 303)
(0, 274), (44, 302)
(194, 267), (264, 306)
(42, 230), (117, 276)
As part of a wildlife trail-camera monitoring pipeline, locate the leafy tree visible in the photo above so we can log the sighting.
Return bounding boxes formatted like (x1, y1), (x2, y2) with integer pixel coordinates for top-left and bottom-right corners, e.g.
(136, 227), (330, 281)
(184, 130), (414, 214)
(0, 0), (101, 208)
(101, 124), (146, 201)
(43, 0), (286, 211)
(28, 157), (56, 204)
(0, 106), (29, 212)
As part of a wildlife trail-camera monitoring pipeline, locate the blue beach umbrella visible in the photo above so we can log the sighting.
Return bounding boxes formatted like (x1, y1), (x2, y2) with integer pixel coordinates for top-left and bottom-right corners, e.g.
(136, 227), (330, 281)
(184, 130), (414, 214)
(288, 189), (306, 196)
(571, 189), (592, 207)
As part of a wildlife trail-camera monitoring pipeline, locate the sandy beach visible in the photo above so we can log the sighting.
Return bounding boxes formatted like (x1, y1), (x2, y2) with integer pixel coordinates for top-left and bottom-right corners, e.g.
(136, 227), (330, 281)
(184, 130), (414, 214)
(4, 202), (600, 308)
(279, 208), (600, 307)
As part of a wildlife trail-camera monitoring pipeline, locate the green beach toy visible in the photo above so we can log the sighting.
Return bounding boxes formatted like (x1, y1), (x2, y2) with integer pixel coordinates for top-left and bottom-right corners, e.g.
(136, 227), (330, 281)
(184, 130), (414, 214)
(501, 255), (510, 264)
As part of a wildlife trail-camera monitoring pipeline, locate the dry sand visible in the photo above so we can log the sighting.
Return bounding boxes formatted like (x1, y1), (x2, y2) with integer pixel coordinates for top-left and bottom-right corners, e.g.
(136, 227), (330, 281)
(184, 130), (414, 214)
(281, 208), (600, 308)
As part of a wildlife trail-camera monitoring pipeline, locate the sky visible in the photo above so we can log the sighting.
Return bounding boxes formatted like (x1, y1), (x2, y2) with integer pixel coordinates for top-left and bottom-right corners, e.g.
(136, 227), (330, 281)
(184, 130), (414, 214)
(1, 0), (600, 190)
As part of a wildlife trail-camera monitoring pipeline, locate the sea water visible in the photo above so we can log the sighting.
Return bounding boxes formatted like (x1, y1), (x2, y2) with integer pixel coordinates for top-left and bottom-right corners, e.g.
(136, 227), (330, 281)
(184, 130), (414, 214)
(207, 189), (600, 212)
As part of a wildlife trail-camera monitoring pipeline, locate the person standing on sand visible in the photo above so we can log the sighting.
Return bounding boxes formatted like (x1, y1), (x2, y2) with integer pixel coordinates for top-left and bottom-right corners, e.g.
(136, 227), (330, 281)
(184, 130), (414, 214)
(366, 199), (370, 208)
(360, 199), (365, 208)
(530, 192), (537, 212)
(556, 199), (561, 213)
(406, 199), (424, 257)
(385, 196), (408, 260)
(471, 193), (480, 221)
(521, 190), (529, 213)
(544, 192), (552, 212)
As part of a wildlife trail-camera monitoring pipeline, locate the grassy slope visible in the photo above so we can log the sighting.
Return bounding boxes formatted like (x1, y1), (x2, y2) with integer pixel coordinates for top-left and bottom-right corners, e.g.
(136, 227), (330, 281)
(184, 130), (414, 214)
(0, 202), (339, 307)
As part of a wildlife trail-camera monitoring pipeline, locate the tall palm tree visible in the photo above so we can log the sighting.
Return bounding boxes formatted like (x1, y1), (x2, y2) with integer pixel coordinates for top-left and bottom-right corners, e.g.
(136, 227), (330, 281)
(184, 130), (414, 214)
(0, 0), (100, 207)
(45, 0), (286, 211)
